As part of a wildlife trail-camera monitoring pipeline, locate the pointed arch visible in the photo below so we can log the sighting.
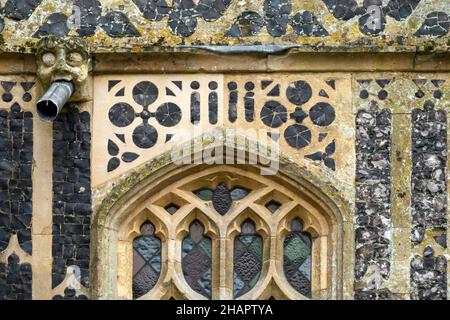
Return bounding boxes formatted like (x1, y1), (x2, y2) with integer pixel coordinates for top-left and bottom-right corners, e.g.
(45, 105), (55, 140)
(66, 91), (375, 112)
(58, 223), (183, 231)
(91, 139), (350, 300)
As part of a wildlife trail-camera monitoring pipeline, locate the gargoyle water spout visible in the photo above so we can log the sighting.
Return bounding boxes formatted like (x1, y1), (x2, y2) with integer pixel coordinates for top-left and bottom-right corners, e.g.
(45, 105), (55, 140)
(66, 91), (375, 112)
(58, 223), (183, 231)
(36, 81), (74, 122)
(35, 36), (90, 122)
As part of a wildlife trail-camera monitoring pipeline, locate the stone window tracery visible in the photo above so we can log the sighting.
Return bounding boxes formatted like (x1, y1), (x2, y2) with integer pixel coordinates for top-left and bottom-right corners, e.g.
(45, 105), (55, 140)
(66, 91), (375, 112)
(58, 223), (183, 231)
(104, 165), (340, 300)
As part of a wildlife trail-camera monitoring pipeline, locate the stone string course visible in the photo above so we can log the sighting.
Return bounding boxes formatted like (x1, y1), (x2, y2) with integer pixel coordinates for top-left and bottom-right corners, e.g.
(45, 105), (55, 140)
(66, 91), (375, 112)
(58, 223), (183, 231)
(52, 106), (91, 291)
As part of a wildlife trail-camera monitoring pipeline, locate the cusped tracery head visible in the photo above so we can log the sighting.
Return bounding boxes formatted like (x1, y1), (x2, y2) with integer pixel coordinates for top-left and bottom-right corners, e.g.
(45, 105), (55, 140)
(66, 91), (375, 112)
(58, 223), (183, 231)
(36, 36), (90, 90)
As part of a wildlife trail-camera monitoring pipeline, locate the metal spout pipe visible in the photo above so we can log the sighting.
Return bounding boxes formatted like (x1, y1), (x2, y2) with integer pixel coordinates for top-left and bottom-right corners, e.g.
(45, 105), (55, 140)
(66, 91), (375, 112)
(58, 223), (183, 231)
(36, 81), (74, 122)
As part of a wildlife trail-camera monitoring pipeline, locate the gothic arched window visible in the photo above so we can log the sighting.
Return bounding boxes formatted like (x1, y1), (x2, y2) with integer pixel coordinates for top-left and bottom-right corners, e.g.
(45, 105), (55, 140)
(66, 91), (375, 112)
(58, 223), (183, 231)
(108, 166), (339, 300)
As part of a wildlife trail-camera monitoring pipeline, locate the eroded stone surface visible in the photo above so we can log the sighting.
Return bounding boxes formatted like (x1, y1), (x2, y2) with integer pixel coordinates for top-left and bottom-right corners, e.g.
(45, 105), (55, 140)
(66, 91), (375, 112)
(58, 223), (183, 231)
(0, 0), (447, 52)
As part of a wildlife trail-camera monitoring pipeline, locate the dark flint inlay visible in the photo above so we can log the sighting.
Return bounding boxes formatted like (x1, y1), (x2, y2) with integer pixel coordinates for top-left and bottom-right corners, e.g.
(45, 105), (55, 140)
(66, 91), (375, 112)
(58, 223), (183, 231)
(4, 0), (43, 21)
(208, 92), (218, 125)
(52, 106), (91, 289)
(415, 12), (450, 37)
(212, 183), (232, 215)
(190, 92), (201, 124)
(284, 124), (311, 149)
(228, 82), (238, 123)
(156, 102), (182, 127)
(75, 0), (102, 36)
(100, 11), (140, 37)
(132, 0), (170, 21)
(0, 104), (33, 255)
(132, 124), (158, 149)
(33, 13), (69, 37)
(226, 11), (264, 37)
(309, 102), (335, 126)
(264, 0), (292, 37)
(133, 81), (159, 107)
(260, 101), (287, 128)
(0, 254), (32, 300)
(52, 288), (88, 300)
(109, 102), (135, 127)
(291, 11), (328, 36)
(244, 82), (255, 122)
(286, 81), (312, 106)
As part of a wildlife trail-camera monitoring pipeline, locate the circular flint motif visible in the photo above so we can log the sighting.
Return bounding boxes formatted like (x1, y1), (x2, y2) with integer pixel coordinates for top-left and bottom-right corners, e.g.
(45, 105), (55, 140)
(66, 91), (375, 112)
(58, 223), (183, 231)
(286, 81), (312, 106)
(109, 102), (135, 127)
(132, 124), (158, 149)
(260, 101), (288, 128)
(133, 81), (159, 107)
(284, 124), (311, 149)
(309, 102), (335, 126)
(23, 92), (32, 102)
(2, 92), (12, 102)
(156, 102), (182, 127)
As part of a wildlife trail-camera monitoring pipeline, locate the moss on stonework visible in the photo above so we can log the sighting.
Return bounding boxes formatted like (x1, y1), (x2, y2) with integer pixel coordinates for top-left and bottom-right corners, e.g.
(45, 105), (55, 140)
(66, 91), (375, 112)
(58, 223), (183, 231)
(93, 131), (352, 228)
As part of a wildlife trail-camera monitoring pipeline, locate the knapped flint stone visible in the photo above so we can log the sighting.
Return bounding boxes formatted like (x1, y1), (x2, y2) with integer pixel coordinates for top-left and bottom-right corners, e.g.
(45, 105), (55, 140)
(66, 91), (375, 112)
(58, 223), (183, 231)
(52, 106), (91, 289)
(168, 9), (198, 37)
(423, 245), (434, 257)
(309, 102), (335, 126)
(226, 11), (264, 37)
(0, 254), (32, 299)
(33, 13), (69, 38)
(385, 0), (421, 21)
(4, 0), (43, 21)
(132, 124), (158, 149)
(355, 108), (392, 299)
(132, 0), (170, 21)
(197, 0), (232, 21)
(434, 234), (446, 248)
(100, 11), (140, 37)
(264, 0), (292, 37)
(284, 124), (311, 149)
(260, 100), (287, 128)
(322, 0), (359, 20)
(75, 0), (102, 36)
(411, 108), (447, 249)
(291, 11), (329, 36)
(286, 81), (312, 106)
(411, 244), (447, 300)
(415, 11), (450, 37)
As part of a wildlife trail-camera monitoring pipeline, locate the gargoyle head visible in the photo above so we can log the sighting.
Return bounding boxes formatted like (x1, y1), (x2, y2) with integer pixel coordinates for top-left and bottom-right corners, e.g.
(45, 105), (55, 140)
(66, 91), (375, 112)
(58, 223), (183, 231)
(36, 36), (90, 100)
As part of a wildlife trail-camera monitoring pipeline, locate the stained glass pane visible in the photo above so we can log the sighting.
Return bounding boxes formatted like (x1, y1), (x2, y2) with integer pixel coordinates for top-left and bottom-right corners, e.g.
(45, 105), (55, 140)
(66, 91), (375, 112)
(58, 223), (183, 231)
(132, 221), (161, 299)
(230, 187), (250, 200)
(182, 220), (212, 299)
(193, 188), (213, 201)
(265, 200), (282, 213)
(164, 203), (179, 214)
(283, 218), (312, 298)
(212, 183), (232, 215)
(233, 219), (263, 298)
